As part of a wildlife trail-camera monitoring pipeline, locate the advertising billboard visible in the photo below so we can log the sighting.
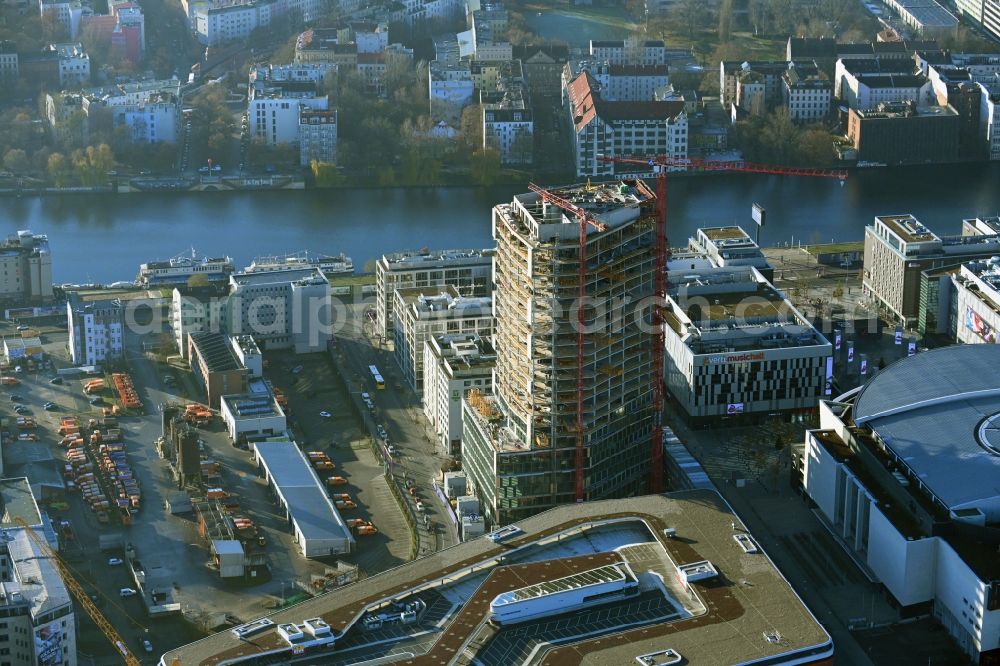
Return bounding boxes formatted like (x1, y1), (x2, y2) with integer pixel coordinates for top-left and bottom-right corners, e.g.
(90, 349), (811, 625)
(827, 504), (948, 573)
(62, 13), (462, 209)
(825, 356), (834, 396)
(965, 306), (997, 343)
(847, 342), (855, 362)
(894, 327), (903, 345)
(859, 355), (868, 376)
(907, 338), (917, 356)
(726, 403), (745, 415)
(35, 621), (62, 666)
(834, 330), (842, 352)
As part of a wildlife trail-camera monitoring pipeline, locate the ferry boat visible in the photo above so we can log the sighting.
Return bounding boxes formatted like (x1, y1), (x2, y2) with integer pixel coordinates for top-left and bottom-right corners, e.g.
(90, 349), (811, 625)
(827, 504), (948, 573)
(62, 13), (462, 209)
(244, 251), (354, 276)
(136, 250), (235, 287)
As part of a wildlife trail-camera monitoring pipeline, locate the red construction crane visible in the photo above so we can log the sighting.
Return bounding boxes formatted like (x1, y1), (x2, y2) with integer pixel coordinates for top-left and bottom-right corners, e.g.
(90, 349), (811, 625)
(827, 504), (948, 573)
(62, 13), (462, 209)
(527, 182), (607, 503)
(597, 155), (848, 494)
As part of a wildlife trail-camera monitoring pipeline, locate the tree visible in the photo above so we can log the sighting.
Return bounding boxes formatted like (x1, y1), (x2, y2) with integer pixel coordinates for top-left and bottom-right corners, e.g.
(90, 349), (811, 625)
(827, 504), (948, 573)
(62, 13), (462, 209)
(671, 0), (711, 39)
(310, 160), (341, 187)
(3, 149), (28, 174)
(47, 152), (70, 186)
(187, 274), (210, 288)
(470, 148), (501, 186)
(718, 0), (733, 42)
(459, 104), (483, 153)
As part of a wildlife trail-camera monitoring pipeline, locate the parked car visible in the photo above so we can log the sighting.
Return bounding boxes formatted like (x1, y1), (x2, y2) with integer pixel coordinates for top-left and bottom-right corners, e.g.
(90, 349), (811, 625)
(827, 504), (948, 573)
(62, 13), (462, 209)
(43, 402), (57, 411)
(89, 397), (104, 405)
(119, 588), (137, 598)
(14, 405), (28, 414)
(108, 558), (123, 566)
(143, 640), (153, 653)
(9, 394), (23, 402)
(49, 377), (63, 385)
(319, 411), (331, 418)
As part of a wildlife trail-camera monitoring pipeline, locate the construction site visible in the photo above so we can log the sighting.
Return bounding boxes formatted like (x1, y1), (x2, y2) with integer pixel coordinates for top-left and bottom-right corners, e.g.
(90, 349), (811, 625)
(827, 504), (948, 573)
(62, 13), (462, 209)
(462, 180), (660, 527)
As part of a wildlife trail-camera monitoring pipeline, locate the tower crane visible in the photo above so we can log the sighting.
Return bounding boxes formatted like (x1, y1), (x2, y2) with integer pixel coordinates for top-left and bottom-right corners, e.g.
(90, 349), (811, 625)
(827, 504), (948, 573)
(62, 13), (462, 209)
(15, 517), (142, 666)
(596, 155), (848, 494)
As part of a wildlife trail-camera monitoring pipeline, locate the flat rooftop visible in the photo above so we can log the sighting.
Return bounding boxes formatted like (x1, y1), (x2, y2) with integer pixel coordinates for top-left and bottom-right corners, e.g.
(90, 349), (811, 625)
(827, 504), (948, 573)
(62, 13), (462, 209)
(231, 267), (325, 286)
(190, 332), (243, 373)
(381, 249), (492, 269)
(700, 226), (750, 242)
(853, 345), (1000, 512)
(0, 477), (42, 528)
(222, 393), (281, 419)
(877, 214), (938, 243)
(682, 285), (788, 322)
(161, 490), (831, 666)
(252, 442), (351, 543)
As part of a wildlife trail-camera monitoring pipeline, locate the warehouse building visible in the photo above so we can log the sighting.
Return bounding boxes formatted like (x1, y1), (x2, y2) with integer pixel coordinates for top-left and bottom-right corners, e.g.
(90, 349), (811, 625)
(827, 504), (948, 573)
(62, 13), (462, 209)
(800, 346), (1000, 663)
(663, 266), (831, 422)
(220, 380), (287, 443)
(188, 331), (250, 408)
(253, 441), (354, 557)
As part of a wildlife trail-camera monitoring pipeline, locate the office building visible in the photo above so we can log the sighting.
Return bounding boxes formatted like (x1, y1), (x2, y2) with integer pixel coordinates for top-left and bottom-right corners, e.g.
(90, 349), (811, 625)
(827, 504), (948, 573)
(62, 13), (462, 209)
(800, 346), (1000, 663)
(663, 266), (831, 422)
(227, 267), (330, 353)
(565, 70), (687, 178)
(863, 214), (1000, 324)
(0, 231), (53, 302)
(393, 286), (493, 393)
(423, 333), (495, 457)
(187, 332), (250, 408)
(67, 294), (123, 366)
(375, 249), (492, 339)
(847, 101), (959, 165)
(0, 478), (76, 666)
(162, 490), (833, 666)
(298, 108), (337, 166)
(987, 0), (1000, 42)
(680, 226), (773, 280)
(463, 181), (657, 527)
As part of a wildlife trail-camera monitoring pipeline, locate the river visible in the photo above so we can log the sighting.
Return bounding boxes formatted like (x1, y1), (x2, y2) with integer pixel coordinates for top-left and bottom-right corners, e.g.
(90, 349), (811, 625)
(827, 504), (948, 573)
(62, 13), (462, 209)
(6, 163), (1000, 283)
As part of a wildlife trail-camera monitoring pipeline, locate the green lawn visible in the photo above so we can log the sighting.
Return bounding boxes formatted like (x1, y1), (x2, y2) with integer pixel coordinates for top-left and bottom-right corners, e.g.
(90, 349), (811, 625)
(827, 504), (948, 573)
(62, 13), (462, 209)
(522, 1), (641, 31)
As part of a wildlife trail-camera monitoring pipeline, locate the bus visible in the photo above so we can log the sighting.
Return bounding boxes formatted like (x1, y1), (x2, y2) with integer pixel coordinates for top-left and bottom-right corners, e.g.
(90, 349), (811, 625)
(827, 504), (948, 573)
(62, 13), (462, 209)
(369, 365), (385, 389)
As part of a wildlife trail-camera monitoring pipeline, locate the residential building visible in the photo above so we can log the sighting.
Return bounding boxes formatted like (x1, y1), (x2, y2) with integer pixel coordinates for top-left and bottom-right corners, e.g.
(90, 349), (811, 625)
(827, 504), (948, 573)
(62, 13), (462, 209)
(954, 0), (985, 24)
(862, 214), (1000, 324)
(298, 108), (337, 166)
(847, 101), (959, 165)
(663, 266), (831, 422)
(837, 64), (934, 109)
(782, 61), (832, 122)
(987, 0), (1000, 42)
(188, 331), (249, 407)
(393, 286), (493, 393)
(39, 0), (83, 39)
(50, 42), (89, 87)
(67, 294), (124, 365)
(569, 61), (669, 102)
(925, 67), (985, 160)
(0, 230), (53, 302)
(356, 52), (385, 95)
(734, 70), (766, 117)
(565, 70), (687, 178)
(248, 75), (328, 146)
(429, 61), (475, 122)
(719, 61), (789, 109)
(171, 285), (227, 357)
(227, 266), (330, 353)
(81, 79), (183, 144)
(881, 0), (958, 36)
(112, 2), (145, 63)
(375, 249), (492, 339)
(463, 181), (657, 526)
(0, 479), (76, 666)
(481, 60), (532, 166)
(0, 40), (18, 80)
(294, 28), (359, 66)
(194, 0), (322, 45)
(799, 346), (1000, 664)
(788, 37), (939, 71)
(17, 51), (60, 89)
(834, 57), (916, 102)
(588, 39), (667, 66)
(512, 44), (569, 96)
(423, 333), (495, 457)
(251, 62), (332, 87)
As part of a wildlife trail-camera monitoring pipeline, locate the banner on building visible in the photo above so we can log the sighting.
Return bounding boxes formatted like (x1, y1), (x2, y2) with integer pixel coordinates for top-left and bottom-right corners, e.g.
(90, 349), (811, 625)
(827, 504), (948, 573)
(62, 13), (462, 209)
(894, 327), (903, 345)
(965, 306), (997, 343)
(825, 356), (834, 396)
(860, 355), (868, 376)
(35, 621), (62, 666)
(847, 342), (855, 363)
(834, 330), (842, 351)
(726, 403), (745, 415)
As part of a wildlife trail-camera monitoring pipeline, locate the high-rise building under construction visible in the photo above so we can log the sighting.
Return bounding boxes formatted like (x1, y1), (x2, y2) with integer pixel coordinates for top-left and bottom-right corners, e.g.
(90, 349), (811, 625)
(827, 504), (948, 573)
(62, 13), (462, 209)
(463, 180), (658, 526)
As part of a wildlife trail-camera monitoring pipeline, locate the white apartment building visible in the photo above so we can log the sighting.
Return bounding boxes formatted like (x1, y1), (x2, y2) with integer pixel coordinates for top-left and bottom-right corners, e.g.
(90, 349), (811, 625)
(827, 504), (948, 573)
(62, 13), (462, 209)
(82, 79), (182, 144)
(483, 107), (533, 165)
(298, 108), (337, 166)
(782, 62), (832, 122)
(39, 0), (83, 39)
(588, 39), (667, 66)
(663, 266), (831, 422)
(251, 62), (332, 86)
(375, 249), (493, 339)
(52, 42), (89, 87)
(355, 23), (389, 53)
(565, 70), (687, 178)
(572, 62), (669, 101)
(800, 346), (1000, 664)
(429, 61), (475, 121)
(392, 286), (493, 393)
(67, 295), (124, 365)
(194, 0), (321, 45)
(227, 267), (330, 353)
(122, 93), (179, 143)
(249, 95), (328, 144)
(422, 333), (495, 456)
(0, 230), (53, 302)
(0, 479), (76, 666)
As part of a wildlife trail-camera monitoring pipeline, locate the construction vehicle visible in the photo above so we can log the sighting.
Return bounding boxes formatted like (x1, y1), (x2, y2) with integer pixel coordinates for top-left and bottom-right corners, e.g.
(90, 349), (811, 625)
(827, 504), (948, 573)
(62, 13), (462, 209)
(356, 524), (378, 536)
(326, 476), (347, 486)
(334, 499), (356, 510)
(14, 517), (142, 666)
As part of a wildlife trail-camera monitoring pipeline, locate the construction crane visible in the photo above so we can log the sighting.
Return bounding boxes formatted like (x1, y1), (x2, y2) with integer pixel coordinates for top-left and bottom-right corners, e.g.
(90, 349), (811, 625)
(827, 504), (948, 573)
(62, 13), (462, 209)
(527, 182), (608, 503)
(597, 155), (848, 494)
(14, 517), (142, 666)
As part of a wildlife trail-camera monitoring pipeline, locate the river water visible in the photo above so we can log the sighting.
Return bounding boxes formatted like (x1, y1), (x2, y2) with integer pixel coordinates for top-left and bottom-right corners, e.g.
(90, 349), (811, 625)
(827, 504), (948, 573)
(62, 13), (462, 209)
(5, 163), (1000, 283)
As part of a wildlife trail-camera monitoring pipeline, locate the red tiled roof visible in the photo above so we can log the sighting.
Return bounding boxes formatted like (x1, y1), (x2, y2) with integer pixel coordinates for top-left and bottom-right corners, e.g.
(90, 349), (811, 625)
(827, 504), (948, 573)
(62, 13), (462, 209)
(568, 72), (684, 131)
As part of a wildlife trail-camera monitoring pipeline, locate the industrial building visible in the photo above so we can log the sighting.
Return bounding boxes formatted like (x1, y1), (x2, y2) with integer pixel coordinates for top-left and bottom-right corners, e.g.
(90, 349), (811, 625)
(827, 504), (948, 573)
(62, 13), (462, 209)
(799, 345), (1000, 663)
(0, 230), (53, 303)
(846, 101), (959, 165)
(187, 332), (249, 408)
(462, 181), (657, 527)
(227, 267), (331, 353)
(392, 286), (493, 393)
(160, 491), (833, 666)
(252, 441), (354, 558)
(374, 249), (492, 339)
(67, 293), (124, 366)
(863, 214), (1000, 325)
(220, 380), (287, 443)
(422, 333), (496, 457)
(0, 478), (76, 666)
(663, 266), (831, 422)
